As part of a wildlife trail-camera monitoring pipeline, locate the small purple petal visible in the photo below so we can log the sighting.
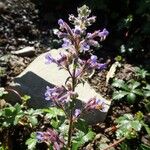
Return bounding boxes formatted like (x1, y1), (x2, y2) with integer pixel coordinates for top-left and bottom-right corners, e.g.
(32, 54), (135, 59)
(45, 53), (55, 64)
(62, 38), (71, 48)
(81, 42), (90, 52)
(98, 28), (109, 39)
(74, 26), (81, 35)
(58, 19), (64, 26)
(36, 132), (44, 141)
(87, 33), (92, 39)
(97, 63), (107, 70)
(90, 55), (97, 63)
(88, 40), (99, 47)
(74, 109), (81, 117)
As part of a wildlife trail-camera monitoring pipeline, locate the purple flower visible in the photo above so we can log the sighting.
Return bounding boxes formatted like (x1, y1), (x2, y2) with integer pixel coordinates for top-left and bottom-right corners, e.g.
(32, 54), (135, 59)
(36, 129), (64, 150)
(86, 30), (100, 39)
(88, 40), (100, 47)
(95, 99), (108, 112)
(87, 16), (96, 24)
(45, 86), (65, 101)
(45, 86), (72, 105)
(97, 63), (107, 70)
(84, 98), (107, 112)
(62, 38), (72, 48)
(90, 55), (97, 63)
(74, 26), (81, 35)
(56, 31), (68, 38)
(45, 53), (55, 64)
(87, 55), (107, 70)
(36, 132), (44, 141)
(80, 42), (90, 52)
(58, 19), (64, 26)
(74, 109), (81, 118)
(98, 28), (109, 40)
(87, 33), (92, 39)
(56, 52), (67, 64)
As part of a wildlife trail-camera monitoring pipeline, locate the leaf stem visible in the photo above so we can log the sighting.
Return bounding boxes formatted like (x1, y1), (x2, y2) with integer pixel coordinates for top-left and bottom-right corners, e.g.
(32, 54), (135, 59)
(102, 137), (126, 150)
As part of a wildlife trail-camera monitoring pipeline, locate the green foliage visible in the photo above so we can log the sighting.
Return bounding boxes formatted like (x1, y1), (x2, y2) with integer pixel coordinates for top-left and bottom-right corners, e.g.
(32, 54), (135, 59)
(112, 79), (143, 103)
(0, 88), (8, 97)
(139, 144), (150, 150)
(72, 129), (95, 150)
(0, 67), (6, 76)
(25, 132), (37, 150)
(0, 103), (43, 128)
(115, 112), (150, 140)
(115, 113), (142, 139)
(135, 67), (150, 79)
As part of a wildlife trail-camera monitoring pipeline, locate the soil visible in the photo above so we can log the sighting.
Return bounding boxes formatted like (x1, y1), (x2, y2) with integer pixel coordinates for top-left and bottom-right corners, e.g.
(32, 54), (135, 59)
(0, 0), (149, 149)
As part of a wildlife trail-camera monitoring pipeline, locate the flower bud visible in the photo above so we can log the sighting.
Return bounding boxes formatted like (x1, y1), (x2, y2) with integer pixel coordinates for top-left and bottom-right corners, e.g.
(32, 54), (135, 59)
(87, 16), (96, 24)
(69, 14), (76, 22)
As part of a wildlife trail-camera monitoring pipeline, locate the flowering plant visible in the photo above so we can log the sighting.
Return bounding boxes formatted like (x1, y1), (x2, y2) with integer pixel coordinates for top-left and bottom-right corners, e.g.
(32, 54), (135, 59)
(36, 5), (109, 149)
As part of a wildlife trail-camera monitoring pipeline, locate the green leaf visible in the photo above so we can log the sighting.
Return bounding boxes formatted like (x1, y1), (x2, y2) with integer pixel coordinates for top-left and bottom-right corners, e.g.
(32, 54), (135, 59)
(127, 93), (136, 103)
(112, 79), (125, 88)
(130, 81), (140, 90)
(142, 122), (150, 135)
(29, 116), (38, 126)
(82, 131), (95, 143)
(26, 138), (37, 150)
(21, 95), (31, 102)
(140, 144), (150, 150)
(51, 119), (59, 128)
(113, 91), (128, 100)
(43, 107), (65, 119)
(144, 91), (150, 98)
(14, 114), (23, 125)
(26, 133), (37, 150)
(4, 107), (15, 116)
(72, 130), (95, 150)
(0, 88), (8, 97)
(74, 119), (88, 133)
(131, 120), (142, 131)
(132, 89), (143, 96)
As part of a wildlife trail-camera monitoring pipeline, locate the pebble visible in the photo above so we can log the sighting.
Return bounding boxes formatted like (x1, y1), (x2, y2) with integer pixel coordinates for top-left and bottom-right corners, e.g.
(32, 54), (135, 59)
(11, 46), (35, 56)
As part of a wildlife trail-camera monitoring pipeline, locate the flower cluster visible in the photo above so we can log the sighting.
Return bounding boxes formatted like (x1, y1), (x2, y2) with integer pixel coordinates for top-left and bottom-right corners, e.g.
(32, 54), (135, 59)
(45, 86), (78, 105)
(42, 5), (109, 148)
(36, 129), (64, 150)
(84, 97), (108, 112)
(55, 5), (109, 54)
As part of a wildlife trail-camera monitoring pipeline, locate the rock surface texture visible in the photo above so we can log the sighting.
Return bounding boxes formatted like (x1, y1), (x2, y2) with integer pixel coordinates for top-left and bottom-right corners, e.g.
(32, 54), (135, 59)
(9, 49), (111, 124)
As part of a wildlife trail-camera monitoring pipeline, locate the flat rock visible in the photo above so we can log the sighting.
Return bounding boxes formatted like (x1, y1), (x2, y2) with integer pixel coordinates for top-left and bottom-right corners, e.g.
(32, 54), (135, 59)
(11, 46), (35, 56)
(8, 48), (111, 124)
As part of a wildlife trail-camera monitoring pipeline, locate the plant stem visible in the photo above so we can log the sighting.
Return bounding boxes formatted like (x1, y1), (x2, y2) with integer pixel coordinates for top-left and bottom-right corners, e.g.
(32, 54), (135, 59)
(67, 110), (73, 149)
(67, 60), (77, 149)
(102, 137), (126, 150)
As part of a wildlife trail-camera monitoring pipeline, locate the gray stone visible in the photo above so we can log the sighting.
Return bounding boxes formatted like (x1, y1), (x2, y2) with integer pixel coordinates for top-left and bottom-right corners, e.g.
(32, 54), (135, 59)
(8, 48), (111, 124)
(11, 46), (35, 57)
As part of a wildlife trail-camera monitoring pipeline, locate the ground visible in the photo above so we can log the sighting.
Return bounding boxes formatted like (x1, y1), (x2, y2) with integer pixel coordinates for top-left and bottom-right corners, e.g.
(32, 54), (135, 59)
(0, 0), (149, 149)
